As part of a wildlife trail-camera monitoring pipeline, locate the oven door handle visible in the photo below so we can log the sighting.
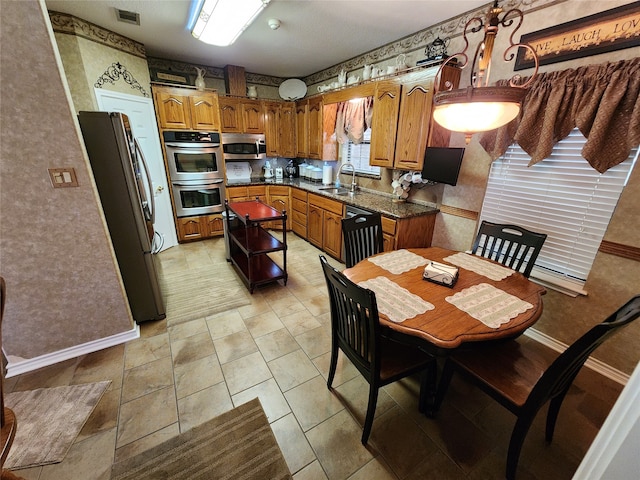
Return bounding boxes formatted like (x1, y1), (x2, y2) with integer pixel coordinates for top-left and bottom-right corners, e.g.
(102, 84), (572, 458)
(172, 179), (224, 187)
(164, 142), (220, 148)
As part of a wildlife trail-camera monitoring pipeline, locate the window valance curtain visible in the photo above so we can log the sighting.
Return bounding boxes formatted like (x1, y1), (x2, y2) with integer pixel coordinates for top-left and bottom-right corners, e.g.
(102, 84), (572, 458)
(334, 97), (373, 144)
(479, 57), (640, 173)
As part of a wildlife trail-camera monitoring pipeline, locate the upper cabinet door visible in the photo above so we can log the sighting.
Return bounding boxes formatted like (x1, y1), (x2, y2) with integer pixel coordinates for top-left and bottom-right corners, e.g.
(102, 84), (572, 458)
(295, 102), (309, 158)
(155, 91), (190, 130)
(189, 93), (220, 131)
(394, 78), (434, 171)
(242, 100), (264, 134)
(370, 81), (401, 168)
(218, 97), (242, 133)
(307, 97), (323, 159)
(263, 101), (280, 157)
(280, 103), (297, 158)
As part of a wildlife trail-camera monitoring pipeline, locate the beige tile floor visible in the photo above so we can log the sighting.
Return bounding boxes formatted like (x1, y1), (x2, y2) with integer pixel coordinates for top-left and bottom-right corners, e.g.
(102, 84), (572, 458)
(4, 234), (623, 480)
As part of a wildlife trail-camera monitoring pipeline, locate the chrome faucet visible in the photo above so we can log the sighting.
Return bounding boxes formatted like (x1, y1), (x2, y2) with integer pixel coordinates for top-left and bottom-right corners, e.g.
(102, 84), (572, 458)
(337, 162), (357, 193)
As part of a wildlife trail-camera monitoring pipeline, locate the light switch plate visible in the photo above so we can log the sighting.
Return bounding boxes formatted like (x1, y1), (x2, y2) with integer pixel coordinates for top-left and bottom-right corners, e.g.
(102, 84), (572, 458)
(48, 168), (78, 188)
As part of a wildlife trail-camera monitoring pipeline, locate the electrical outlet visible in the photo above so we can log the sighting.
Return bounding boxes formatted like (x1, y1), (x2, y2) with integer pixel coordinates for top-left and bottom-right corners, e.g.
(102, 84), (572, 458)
(48, 168), (78, 188)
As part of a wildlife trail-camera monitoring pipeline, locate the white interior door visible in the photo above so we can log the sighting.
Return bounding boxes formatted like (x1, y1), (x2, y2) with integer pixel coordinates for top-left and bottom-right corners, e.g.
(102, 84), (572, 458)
(95, 89), (178, 252)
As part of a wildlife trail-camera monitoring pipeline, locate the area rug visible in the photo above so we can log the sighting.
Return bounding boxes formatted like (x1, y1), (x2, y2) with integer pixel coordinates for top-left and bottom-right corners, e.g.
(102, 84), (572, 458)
(110, 398), (292, 480)
(159, 264), (252, 326)
(4, 381), (111, 470)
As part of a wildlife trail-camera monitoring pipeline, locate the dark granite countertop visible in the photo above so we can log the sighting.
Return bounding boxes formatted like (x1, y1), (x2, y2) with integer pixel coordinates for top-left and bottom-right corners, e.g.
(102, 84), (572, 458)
(226, 178), (439, 220)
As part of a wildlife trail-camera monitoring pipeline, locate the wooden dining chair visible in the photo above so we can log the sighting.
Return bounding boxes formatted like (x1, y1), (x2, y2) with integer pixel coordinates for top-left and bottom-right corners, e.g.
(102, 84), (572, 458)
(342, 213), (384, 268)
(320, 255), (436, 444)
(472, 221), (547, 278)
(432, 295), (640, 480)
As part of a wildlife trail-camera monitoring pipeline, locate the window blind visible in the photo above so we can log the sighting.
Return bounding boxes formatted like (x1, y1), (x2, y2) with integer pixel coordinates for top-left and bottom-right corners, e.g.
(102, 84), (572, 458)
(341, 128), (380, 175)
(479, 128), (637, 295)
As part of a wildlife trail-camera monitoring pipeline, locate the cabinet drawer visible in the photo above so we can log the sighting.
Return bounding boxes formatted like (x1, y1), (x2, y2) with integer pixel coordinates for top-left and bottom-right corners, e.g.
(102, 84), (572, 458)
(247, 185), (266, 197)
(292, 198), (307, 213)
(292, 221), (307, 238)
(226, 186), (247, 199)
(269, 185), (289, 196)
(292, 210), (307, 226)
(308, 193), (343, 215)
(292, 188), (308, 201)
(381, 216), (397, 236)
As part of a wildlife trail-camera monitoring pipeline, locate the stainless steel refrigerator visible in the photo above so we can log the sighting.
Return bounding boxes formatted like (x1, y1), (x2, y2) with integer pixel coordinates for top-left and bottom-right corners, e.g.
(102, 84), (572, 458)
(78, 111), (166, 323)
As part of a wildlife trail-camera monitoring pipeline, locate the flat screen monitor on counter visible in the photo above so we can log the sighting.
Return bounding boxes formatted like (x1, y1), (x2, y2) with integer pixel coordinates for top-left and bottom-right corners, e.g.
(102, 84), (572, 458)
(421, 147), (465, 186)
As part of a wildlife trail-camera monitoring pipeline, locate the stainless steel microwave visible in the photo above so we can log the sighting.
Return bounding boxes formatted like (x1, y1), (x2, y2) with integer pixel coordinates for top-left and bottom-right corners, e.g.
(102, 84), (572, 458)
(221, 133), (266, 161)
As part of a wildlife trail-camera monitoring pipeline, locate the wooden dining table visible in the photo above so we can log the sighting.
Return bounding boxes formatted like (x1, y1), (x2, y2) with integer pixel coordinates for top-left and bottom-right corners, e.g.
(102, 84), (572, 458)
(343, 247), (546, 355)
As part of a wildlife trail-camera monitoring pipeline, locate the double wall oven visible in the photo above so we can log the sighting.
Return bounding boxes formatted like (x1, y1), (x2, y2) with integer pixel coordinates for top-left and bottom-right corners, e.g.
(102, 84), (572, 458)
(163, 131), (225, 217)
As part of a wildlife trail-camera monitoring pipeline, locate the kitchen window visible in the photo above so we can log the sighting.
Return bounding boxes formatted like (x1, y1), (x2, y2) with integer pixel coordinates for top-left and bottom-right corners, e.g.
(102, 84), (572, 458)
(479, 128), (638, 296)
(340, 128), (380, 176)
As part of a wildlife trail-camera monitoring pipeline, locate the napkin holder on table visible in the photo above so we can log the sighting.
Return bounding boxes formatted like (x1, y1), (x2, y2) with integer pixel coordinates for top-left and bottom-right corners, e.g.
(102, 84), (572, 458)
(423, 260), (459, 288)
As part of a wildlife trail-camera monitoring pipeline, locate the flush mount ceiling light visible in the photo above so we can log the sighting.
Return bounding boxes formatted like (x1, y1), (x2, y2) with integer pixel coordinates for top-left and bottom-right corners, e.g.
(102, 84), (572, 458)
(433, 1), (539, 143)
(191, 0), (271, 47)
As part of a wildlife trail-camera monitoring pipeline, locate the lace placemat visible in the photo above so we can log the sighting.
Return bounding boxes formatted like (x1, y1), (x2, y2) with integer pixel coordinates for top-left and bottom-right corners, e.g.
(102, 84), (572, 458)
(445, 283), (533, 329)
(443, 252), (515, 281)
(358, 276), (434, 323)
(367, 249), (429, 275)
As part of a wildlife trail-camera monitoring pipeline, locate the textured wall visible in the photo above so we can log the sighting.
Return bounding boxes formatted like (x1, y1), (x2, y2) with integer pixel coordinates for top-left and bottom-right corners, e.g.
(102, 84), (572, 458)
(0, 0), (133, 360)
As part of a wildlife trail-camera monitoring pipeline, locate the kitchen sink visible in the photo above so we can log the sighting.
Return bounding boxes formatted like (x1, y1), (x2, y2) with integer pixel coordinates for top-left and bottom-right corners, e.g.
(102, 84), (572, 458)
(318, 186), (353, 196)
(318, 187), (355, 196)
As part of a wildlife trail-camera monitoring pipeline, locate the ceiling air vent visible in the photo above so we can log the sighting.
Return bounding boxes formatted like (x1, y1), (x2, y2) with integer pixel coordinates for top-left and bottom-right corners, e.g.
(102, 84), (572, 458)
(115, 9), (140, 26)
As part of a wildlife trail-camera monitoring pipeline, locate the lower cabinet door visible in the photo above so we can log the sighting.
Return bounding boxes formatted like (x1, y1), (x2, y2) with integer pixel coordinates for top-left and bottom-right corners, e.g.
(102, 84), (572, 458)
(323, 211), (342, 259)
(177, 217), (204, 242)
(307, 204), (323, 248)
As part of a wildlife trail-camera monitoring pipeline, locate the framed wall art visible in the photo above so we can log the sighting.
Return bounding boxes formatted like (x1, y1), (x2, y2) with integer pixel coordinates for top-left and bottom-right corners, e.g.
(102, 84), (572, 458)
(150, 68), (190, 85)
(515, 2), (640, 71)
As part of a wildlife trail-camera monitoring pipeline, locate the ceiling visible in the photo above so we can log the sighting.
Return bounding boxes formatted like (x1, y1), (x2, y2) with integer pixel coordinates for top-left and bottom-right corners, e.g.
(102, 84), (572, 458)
(44, 0), (489, 79)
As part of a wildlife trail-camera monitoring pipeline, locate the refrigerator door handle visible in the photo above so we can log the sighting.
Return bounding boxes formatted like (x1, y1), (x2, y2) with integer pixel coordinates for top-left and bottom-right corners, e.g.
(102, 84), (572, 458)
(134, 138), (156, 225)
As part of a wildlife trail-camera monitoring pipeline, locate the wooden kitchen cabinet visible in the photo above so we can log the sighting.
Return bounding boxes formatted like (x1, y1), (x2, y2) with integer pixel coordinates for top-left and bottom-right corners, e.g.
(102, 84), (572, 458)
(308, 193), (344, 259)
(384, 213), (436, 250)
(369, 64), (460, 170)
(381, 215), (397, 251)
(394, 77), (435, 170)
(226, 185), (267, 203)
(294, 97), (326, 160)
(218, 97), (264, 133)
(176, 213), (223, 242)
(242, 99), (264, 133)
(280, 103), (297, 157)
(307, 97), (323, 159)
(153, 86), (220, 131)
(295, 102), (308, 158)
(291, 188), (308, 239)
(267, 185), (291, 230)
(370, 81), (401, 168)
(176, 216), (204, 241)
(203, 214), (224, 237)
(263, 101), (280, 157)
(264, 101), (296, 158)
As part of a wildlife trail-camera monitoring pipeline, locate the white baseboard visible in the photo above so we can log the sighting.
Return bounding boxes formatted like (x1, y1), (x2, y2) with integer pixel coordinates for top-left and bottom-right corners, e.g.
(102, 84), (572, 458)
(5, 325), (140, 378)
(524, 328), (629, 385)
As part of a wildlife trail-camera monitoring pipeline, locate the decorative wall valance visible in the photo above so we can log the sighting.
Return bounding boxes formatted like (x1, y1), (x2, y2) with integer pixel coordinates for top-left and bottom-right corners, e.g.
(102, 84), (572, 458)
(334, 97), (373, 144)
(479, 57), (640, 173)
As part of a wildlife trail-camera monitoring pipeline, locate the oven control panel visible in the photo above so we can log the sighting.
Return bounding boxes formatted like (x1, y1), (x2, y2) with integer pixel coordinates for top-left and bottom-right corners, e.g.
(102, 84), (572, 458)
(163, 131), (220, 144)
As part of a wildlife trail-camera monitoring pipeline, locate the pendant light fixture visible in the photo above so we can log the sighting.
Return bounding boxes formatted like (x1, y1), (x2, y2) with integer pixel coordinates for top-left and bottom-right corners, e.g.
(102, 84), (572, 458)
(432, 1), (539, 143)
(191, 0), (271, 47)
